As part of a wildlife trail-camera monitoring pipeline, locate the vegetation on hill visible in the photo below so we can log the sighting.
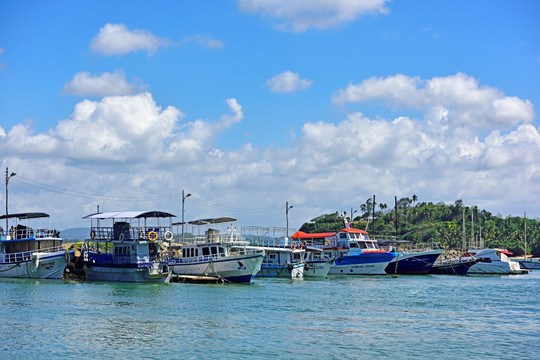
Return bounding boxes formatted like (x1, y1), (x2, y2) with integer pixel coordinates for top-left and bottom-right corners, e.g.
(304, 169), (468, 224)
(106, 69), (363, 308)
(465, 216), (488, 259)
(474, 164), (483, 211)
(299, 197), (539, 256)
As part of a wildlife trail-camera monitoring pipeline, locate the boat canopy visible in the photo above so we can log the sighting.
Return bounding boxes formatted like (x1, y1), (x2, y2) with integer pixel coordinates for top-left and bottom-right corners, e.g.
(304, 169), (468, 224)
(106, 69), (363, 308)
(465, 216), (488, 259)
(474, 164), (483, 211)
(172, 217), (237, 226)
(291, 231), (335, 239)
(82, 211), (176, 220)
(338, 228), (369, 235)
(0, 212), (50, 220)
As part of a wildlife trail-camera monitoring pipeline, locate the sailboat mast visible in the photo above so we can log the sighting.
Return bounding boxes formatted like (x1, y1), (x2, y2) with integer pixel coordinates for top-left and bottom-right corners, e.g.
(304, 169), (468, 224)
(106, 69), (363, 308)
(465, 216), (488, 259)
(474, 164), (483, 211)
(524, 211), (527, 260)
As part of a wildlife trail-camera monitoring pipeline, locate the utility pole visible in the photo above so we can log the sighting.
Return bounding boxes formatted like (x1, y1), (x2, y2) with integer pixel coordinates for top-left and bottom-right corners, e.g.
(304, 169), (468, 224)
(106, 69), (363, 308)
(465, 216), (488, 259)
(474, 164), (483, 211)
(286, 201), (293, 239)
(182, 190), (191, 242)
(5, 167), (16, 233)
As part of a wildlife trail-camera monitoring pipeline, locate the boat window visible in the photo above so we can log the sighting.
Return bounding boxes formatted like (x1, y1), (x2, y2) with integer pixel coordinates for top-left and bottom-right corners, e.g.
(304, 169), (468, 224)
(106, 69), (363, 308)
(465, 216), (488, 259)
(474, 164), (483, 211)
(218, 247), (225, 255)
(359, 242), (368, 249)
(182, 248), (186, 257)
(349, 242), (359, 248)
(340, 233), (348, 239)
(195, 248), (199, 257)
(202, 247), (210, 256)
(211, 247), (218, 255)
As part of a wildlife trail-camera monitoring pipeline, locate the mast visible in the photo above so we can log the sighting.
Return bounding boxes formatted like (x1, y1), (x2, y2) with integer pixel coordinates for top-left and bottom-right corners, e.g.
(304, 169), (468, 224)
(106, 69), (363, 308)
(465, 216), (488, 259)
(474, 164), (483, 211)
(524, 211), (527, 260)
(462, 208), (466, 250)
(471, 210), (474, 248)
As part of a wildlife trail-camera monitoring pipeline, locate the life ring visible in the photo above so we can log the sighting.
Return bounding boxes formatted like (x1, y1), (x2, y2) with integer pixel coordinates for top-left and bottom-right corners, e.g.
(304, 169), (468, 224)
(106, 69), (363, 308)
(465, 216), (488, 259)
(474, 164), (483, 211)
(90, 230), (96, 240)
(164, 231), (174, 241)
(297, 242), (303, 250)
(324, 239), (330, 247)
(139, 231), (145, 240)
(303, 240), (308, 248)
(148, 231), (158, 242)
(290, 243), (296, 251)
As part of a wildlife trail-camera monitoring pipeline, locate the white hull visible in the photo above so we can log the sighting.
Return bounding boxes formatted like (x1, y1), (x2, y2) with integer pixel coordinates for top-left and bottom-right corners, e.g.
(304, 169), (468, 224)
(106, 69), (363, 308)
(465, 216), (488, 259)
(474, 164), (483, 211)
(328, 261), (389, 275)
(172, 253), (263, 282)
(304, 260), (333, 278)
(84, 263), (168, 283)
(0, 251), (67, 279)
(468, 261), (521, 274)
(256, 263), (304, 279)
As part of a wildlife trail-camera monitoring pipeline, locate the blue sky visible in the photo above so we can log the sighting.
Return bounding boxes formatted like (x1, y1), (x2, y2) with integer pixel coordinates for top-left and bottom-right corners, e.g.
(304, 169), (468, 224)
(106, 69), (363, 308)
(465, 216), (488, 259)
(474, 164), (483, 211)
(1, 0), (539, 231)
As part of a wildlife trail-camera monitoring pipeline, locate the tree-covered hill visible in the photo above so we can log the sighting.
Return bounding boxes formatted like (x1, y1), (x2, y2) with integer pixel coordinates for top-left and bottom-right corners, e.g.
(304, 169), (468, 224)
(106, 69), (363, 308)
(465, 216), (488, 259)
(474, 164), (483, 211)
(299, 197), (539, 256)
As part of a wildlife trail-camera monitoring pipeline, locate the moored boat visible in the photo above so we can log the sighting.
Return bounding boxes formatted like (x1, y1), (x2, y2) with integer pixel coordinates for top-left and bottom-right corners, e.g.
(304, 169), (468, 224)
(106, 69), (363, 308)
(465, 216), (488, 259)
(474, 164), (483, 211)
(517, 258), (540, 270)
(81, 211), (173, 283)
(168, 217), (264, 283)
(461, 249), (528, 274)
(378, 240), (444, 275)
(292, 228), (397, 275)
(254, 244), (305, 278)
(0, 212), (69, 279)
(429, 257), (481, 275)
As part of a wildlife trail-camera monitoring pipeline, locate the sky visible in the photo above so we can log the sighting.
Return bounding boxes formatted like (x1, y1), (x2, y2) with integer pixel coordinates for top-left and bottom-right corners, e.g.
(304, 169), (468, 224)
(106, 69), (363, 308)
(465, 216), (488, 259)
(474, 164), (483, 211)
(1, 0), (539, 231)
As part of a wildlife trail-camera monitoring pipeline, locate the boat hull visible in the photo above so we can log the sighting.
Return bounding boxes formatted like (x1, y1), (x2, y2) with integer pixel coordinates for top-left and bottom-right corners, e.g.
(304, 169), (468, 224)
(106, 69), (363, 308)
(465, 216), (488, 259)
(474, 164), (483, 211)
(429, 259), (479, 275)
(256, 262), (304, 278)
(84, 263), (168, 283)
(328, 252), (396, 275)
(304, 259), (333, 278)
(385, 249), (443, 275)
(0, 250), (67, 279)
(171, 253), (264, 283)
(518, 260), (540, 270)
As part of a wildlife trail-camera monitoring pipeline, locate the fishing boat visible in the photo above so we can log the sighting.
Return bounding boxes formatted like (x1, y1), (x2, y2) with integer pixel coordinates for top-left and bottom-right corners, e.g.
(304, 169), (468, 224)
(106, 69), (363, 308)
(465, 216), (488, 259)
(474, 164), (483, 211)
(168, 217), (264, 283)
(429, 257), (481, 275)
(378, 240), (444, 275)
(0, 212), (69, 279)
(302, 246), (334, 278)
(81, 211), (173, 283)
(460, 249), (528, 274)
(292, 228), (397, 275)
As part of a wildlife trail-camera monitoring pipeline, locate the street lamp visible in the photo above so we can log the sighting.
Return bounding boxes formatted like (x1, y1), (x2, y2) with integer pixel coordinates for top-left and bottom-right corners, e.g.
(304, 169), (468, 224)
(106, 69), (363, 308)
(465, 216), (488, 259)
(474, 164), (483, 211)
(181, 189), (191, 242)
(5, 167), (16, 233)
(286, 201), (293, 239)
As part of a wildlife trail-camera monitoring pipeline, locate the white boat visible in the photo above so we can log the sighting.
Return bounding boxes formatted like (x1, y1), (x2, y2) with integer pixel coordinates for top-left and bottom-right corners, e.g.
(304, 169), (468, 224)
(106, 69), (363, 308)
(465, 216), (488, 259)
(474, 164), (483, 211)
(255, 244), (305, 278)
(461, 249), (528, 274)
(303, 246), (333, 278)
(292, 228), (397, 275)
(81, 211), (174, 283)
(169, 217), (264, 283)
(0, 212), (69, 279)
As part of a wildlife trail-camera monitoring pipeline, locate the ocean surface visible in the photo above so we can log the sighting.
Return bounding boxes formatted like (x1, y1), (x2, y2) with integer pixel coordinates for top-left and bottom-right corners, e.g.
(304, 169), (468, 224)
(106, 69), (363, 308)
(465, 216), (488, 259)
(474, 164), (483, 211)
(1, 271), (539, 360)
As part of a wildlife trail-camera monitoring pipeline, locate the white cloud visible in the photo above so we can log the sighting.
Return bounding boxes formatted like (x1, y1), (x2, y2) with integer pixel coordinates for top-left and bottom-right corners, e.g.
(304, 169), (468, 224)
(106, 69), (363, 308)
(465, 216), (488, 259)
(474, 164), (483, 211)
(90, 23), (168, 55)
(2, 82), (539, 230)
(265, 71), (313, 92)
(332, 73), (536, 129)
(238, 0), (390, 32)
(62, 70), (146, 97)
(181, 34), (225, 49)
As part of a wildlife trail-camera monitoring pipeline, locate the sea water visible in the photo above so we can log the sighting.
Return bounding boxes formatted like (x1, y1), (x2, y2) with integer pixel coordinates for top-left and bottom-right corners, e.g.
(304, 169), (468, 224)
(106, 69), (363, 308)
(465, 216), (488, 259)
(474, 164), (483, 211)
(1, 272), (539, 359)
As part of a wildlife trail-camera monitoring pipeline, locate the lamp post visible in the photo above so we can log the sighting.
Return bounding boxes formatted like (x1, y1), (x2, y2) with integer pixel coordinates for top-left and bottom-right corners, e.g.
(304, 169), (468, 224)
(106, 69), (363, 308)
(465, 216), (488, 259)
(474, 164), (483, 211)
(181, 189), (191, 242)
(286, 201), (293, 239)
(5, 167), (16, 233)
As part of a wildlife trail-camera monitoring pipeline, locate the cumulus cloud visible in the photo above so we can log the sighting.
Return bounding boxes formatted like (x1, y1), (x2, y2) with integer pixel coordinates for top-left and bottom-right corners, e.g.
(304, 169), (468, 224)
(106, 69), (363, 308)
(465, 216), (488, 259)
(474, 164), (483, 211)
(181, 34), (225, 49)
(62, 70), (146, 97)
(90, 23), (168, 55)
(332, 73), (535, 129)
(238, 0), (390, 32)
(265, 71), (313, 92)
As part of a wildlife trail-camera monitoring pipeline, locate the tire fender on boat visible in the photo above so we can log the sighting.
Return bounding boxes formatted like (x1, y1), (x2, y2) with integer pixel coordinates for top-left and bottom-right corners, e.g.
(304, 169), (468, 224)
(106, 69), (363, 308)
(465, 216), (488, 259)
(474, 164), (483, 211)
(148, 231), (158, 242)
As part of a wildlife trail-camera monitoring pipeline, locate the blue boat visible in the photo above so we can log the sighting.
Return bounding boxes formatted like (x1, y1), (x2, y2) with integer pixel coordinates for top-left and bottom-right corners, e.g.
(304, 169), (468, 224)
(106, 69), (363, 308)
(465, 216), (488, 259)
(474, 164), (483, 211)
(384, 249), (444, 274)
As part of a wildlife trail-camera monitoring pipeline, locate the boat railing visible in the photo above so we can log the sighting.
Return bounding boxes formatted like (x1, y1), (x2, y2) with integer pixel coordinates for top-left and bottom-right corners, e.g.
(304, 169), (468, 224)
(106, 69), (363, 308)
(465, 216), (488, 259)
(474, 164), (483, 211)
(89, 226), (173, 241)
(181, 233), (246, 245)
(1, 245), (66, 264)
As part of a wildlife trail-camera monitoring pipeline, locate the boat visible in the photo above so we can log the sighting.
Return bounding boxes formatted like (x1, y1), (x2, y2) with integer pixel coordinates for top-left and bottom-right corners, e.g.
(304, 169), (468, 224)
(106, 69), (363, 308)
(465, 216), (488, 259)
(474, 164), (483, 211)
(517, 258), (540, 270)
(378, 240), (444, 275)
(254, 244), (305, 278)
(0, 212), (69, 279)
(81, 211), (173, 283)
(292, 228), (397, 275)
(460, 249), (529, 274)
(302, 246), (334, 278)
(168, 217), (264, 283)
(429, 257), (481, 275)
